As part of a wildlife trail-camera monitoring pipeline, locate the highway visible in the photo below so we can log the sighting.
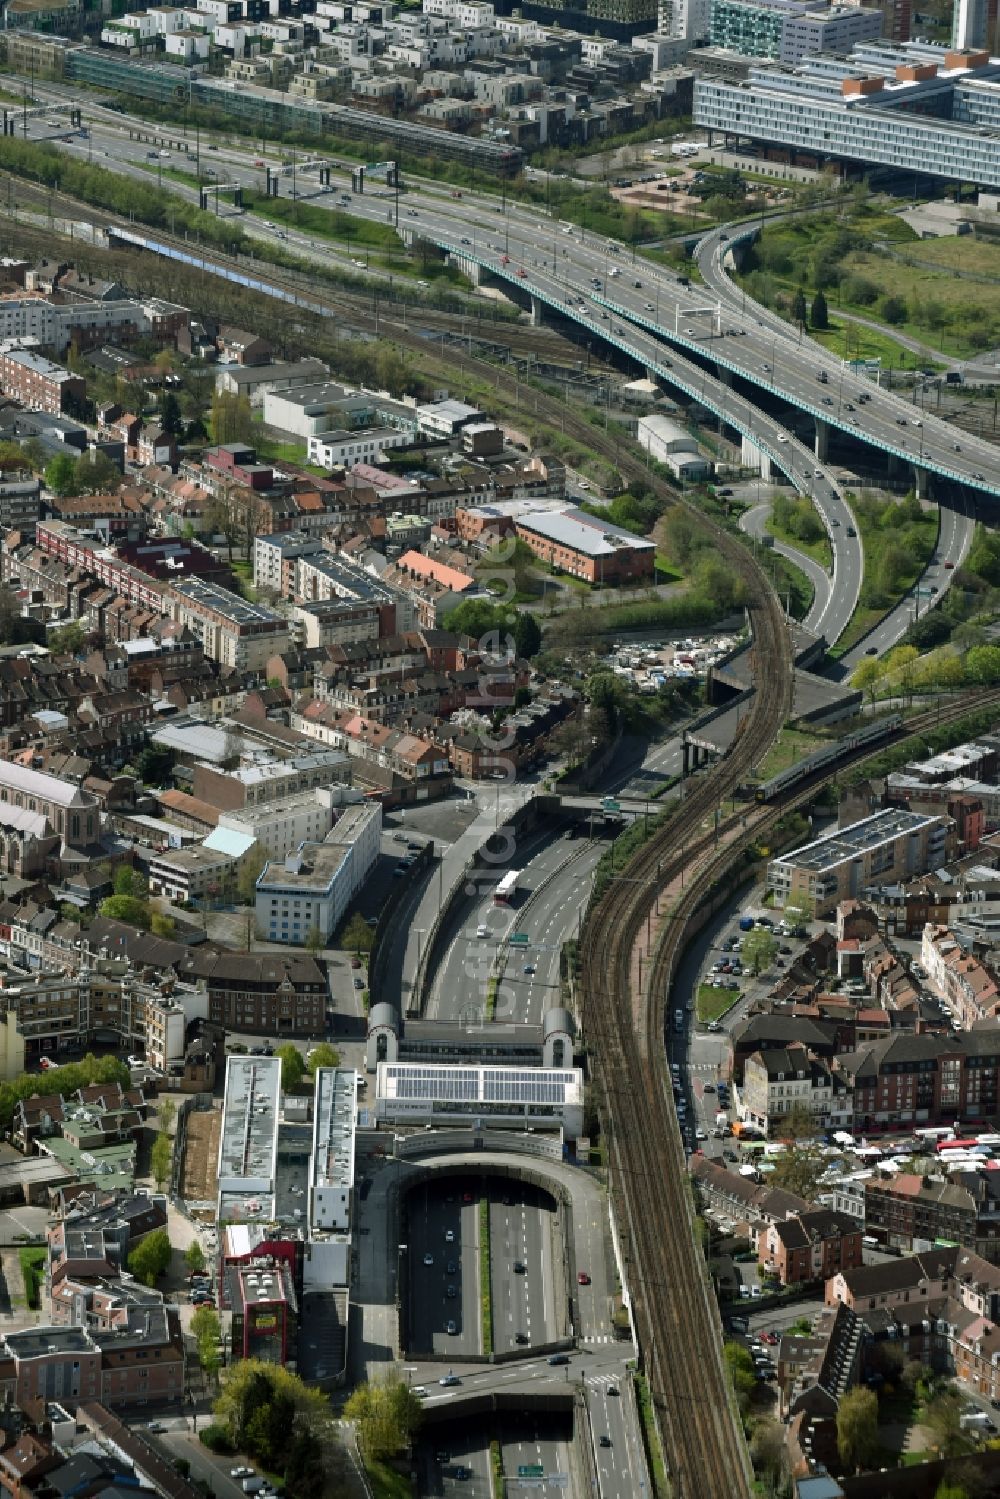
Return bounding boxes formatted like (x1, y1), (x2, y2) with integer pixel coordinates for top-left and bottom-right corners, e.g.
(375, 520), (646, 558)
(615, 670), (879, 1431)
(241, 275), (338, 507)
(489, 1182), (559, 1355)
(405, 1180), (482, 1360)
(22, 97), (863, 646)
(835, 487), (975, 671)
(426, 825), (597, 1025)
(586, 1370), (649, 1499)
(738, 501), (833, 636)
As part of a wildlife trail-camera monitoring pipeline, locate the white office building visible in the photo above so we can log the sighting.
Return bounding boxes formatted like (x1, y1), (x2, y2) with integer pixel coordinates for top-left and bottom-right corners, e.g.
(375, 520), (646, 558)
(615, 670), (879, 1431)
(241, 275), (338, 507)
(374, 1061), (585, 1138)
(693, 42), (1000, 189)
(309, 1067), (356, 1235)
(255, 801), (381, 945)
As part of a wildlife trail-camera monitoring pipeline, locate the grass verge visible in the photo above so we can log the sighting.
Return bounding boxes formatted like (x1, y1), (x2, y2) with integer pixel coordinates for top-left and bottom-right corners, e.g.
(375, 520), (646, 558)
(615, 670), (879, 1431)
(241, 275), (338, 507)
(756, 726), (827, 782)
(365, 1459), (411, 1499)
(19, 1246), (45, 1310)
(696, 983), (740, 1023)
(830, 492), (939, 657)
(491, 1439), (505, 1498)
(634, 1373), (670, 1498)
(479, 1197), (493, 1355)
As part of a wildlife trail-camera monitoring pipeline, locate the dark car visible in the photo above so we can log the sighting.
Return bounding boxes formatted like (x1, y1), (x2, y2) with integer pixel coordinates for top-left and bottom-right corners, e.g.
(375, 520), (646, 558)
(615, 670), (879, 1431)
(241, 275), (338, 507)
(548, 1354), (570, 1366)
(514, 1261), (526, 1273)
(599, 1436), (612, 1448)
(515, 1332), (529, 1344)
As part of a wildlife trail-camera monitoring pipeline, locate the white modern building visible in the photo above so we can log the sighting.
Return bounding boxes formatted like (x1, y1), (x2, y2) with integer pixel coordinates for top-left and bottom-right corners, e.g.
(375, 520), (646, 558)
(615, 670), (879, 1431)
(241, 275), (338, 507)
(693, 42), (1000, 190)
(637, 413), (711, 479)
(307, 426), (412, 471)
(217, 1054), (281, 1226)
(255, 801), (382, 945)
(374, 1061), (585, 1138)
(309, 1067), (356, 1234)
(218, 787), (363, 862)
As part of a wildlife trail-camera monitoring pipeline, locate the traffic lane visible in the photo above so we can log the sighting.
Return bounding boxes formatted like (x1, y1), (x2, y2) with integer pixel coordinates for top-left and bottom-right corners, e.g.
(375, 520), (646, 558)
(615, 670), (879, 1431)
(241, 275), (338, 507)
(418, 1434), (491, 1497)
(489, 1187), (556, 1353)
(505, 843), (602, 1026)
(428, 827), (581, 1022)
(738, 502), (833, 637)
(587, 1374), (638, 1499)
(500, 1416), (571, 1497)
(405, 1185), (479, 1359)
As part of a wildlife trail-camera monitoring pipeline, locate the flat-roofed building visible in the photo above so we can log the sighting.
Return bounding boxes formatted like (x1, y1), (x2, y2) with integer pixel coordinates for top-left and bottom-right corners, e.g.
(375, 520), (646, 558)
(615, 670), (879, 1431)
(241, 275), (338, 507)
(309, 1067), (356, 1235)
(255, 800), (381, 946)
(374, 1060), (585, 1138)
(513, 506), (656, 585)
(217, 1055), (281, 1228)
(169, 577), (291, 671)
(767, 808), (955, 917)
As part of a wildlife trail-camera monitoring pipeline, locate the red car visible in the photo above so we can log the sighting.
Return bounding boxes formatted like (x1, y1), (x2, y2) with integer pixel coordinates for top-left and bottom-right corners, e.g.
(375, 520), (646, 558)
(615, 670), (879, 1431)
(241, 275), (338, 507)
(577, 1271), (591, 1286)
(945, 560), (955, 570)
(517, 268), (528, 278)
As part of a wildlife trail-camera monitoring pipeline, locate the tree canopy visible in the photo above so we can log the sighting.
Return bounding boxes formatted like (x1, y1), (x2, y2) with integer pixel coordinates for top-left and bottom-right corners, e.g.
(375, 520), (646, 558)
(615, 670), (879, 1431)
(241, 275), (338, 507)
(344, 1378), (424, 1462)
(277, 1043), (306, 1093)
(128, 1228), (172, 1287)
(836, 1387), (879, 1473)
(0, 1053), (129, 1133)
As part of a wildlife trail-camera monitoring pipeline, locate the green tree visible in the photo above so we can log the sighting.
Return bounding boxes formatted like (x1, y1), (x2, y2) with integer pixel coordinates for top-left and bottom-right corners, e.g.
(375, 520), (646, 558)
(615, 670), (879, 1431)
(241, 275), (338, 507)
(512, 611), (542, 659)
(185, 1240), (206, 1275)
(791, 287), (807, 326)
(305, 1043), (341, 1073)
(768, 1138), (826, 1200)
(135, 744), (176, 785)
(245, 1392), (295, 1470)
(342, 911), (375, 954)
(284, 1427), (325, 1499)
(159, 390), (184, 437)
(213, 1360), (329, 1448)
(73, 451), (121, 494)
(128, 1227), (172, 1287)
(924, 1390), (974, 1459)
(277, 1043), (306, 1093)
(48, 622), (86, 655)
(836, 1387), (879, 1473)
(344, 1379), (423, 1463)
(45, 452), (79, 497)
(741, 928), (777, 975)
(98, 894), (151, 930)
(151, 1132), (172, 1189)
(237, 846), (267, 904)
(966, 644), (1000, 684)
(210, 391), (254, 446)
(114, 866), (148, 899)
(811, 288), (829, 330)
(305, 925), (324, 955)
(933, 1481), (970, 1499)
(191, 1302), (221, 1381)
(880, 293), (908, 325)
(151, 912), (176, 939)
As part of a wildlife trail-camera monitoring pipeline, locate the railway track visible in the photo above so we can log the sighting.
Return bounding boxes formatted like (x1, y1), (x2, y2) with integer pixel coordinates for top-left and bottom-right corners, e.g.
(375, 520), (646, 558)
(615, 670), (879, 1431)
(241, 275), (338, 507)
(581, 685), (1000, 1498)
(0, 176), (613, 368)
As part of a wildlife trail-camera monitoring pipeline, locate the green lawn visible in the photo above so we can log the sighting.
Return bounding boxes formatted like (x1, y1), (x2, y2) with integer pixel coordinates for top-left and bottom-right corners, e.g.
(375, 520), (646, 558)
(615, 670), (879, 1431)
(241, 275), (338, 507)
(765, 507), (832, 571)
(756, 726), (827, 781)
(634, 1374), (670, 1498)
(19, 1246), (45, 1309)
(810, 319), (941, 373)
(243, 190), (403, 253)
(832, 493), (939, 656)
(366, 1460), (412, 1499)
(479, 1196), (493, 1355)
(697, 983), (740, 1022)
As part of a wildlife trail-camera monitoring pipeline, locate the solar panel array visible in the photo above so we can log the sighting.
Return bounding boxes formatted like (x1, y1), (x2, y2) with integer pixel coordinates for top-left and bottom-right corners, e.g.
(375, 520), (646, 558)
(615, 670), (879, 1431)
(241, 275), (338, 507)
(384, 1065), (577, 1104)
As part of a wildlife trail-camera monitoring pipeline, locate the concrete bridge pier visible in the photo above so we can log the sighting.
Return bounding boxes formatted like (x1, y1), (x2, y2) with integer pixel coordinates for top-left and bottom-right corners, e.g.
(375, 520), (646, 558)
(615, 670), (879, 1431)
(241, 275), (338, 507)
(741, 435), (773, 480)
(814, 417), (829, 462)
(530, 295), (543, 327)
(913, 464), (929, 500)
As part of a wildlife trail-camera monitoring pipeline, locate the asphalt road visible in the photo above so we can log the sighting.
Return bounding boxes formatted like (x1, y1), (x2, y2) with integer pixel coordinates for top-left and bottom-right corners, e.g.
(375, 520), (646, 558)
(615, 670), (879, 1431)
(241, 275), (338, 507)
(30, 89), (1000, 512)
(835, 486), (975, 671)
(500, 1413), (572, 1497)
(405, 1181), (481, 1359)
(586, 1370), (649, 1499)
(489, 1183), (559, 1354)
(739, 501), (833, 636)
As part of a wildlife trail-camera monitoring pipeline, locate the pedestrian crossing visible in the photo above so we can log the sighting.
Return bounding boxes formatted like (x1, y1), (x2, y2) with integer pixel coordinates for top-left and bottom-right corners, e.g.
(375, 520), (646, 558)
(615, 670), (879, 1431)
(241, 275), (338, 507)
(587, 1372), (624, 1392)
(582, 1333), (615, 1344)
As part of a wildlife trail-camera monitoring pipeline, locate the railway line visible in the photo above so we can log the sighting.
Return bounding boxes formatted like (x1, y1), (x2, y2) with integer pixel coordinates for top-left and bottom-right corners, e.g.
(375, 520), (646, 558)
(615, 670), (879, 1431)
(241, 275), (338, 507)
(0, 175), (613, 368)
(581, 686), (1000, 1498)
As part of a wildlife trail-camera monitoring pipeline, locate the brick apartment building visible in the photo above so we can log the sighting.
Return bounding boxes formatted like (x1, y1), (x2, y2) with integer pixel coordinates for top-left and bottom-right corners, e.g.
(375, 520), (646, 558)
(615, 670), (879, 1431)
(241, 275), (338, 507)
(757, 1208), (863, 1286)
(0, 349), (84, 415)
(837, 1030), (1000, 1131)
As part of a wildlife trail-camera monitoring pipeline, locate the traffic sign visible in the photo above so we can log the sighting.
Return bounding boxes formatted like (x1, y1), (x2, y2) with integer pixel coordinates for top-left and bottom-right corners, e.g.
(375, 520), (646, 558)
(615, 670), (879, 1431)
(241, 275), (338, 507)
(601, 798), (621, 812)
(518, 1465), (544, 1477)
(510, 933), (530, 946)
